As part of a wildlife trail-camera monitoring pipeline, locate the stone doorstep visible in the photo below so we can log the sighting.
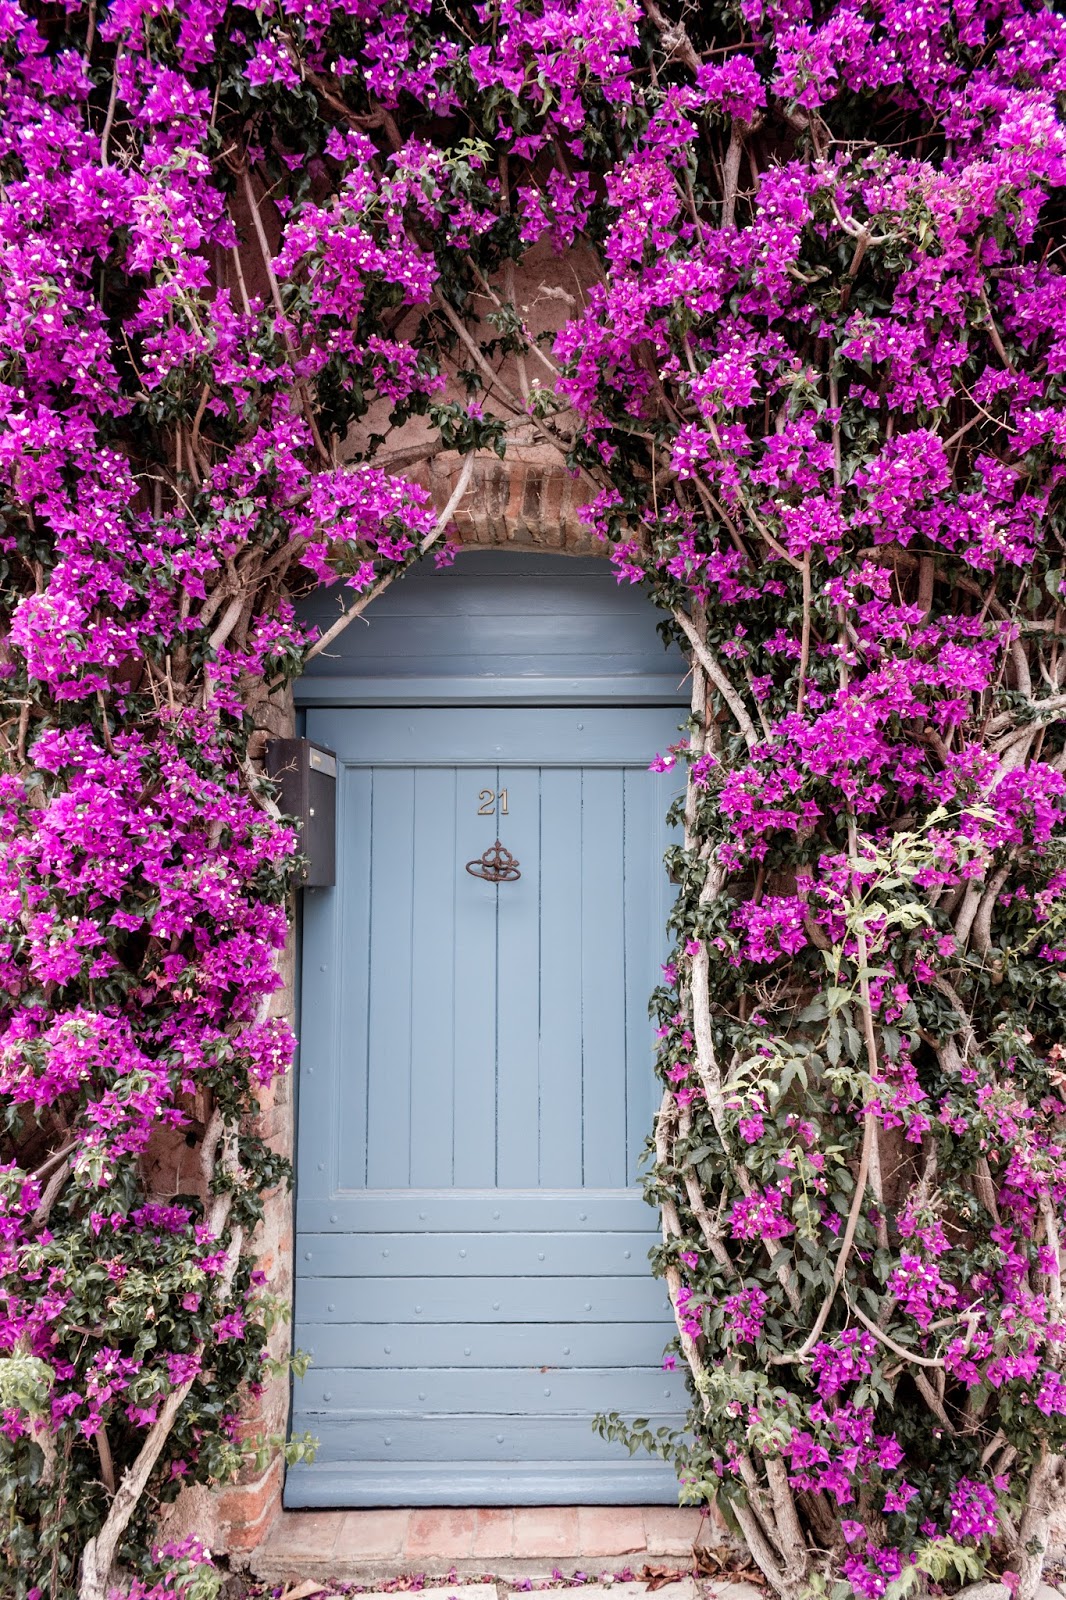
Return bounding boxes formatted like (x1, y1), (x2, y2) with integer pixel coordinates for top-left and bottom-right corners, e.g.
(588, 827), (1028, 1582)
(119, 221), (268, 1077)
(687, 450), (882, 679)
(277, 1586), (711, 1600)
(251, 1507), (724, 1587)
(365, 1587), (697, 1600)
(260, 1560), (700, 1586)
(272, 1582), (772, 1600)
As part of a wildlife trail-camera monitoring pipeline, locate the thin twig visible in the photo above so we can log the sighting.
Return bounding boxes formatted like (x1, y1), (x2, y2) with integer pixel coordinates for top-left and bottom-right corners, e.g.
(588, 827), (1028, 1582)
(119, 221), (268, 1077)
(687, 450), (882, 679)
(99, 49), (123, 166)
(673, 608), (759, 749)
(303, 455), (475, 667)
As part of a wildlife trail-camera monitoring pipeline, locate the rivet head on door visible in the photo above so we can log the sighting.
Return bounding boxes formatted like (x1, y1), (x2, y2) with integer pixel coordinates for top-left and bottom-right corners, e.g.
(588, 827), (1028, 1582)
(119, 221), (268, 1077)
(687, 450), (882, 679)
(464, 1347), (471, 1356)
(492, 1301), (500, 1310)
(538, 1252), (545, 1261)
(459, 1249), (467, 1258)
(323, 1391), (332, 1402)
(496, 1434), (504, 1444)
(584, 1302), (592, 1311)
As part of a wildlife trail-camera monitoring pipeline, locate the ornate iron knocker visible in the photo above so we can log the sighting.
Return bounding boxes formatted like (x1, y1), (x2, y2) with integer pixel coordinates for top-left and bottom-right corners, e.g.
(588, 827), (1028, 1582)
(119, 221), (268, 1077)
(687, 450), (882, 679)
(466, 839), (521, 882)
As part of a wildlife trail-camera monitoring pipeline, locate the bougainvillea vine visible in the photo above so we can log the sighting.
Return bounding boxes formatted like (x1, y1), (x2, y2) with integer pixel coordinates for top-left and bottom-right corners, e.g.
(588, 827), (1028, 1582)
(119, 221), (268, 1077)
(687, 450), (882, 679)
(1, 1), (1065, 1597)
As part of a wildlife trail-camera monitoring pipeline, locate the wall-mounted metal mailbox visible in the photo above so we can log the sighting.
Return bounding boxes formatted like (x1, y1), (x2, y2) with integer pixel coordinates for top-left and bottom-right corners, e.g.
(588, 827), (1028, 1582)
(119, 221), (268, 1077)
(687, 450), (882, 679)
(266, 738), (337, 887)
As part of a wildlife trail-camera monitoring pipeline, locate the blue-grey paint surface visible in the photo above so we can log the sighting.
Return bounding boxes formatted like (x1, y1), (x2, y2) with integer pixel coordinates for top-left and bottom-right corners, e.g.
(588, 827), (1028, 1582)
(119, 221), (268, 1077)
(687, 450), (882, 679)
(287, 555), (688, 1508)
(294, 549), (688, 705)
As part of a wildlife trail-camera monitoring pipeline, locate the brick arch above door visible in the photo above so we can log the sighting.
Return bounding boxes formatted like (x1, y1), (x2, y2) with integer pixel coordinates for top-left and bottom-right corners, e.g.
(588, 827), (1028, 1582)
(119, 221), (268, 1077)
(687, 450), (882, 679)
(417, 448), (599, 555)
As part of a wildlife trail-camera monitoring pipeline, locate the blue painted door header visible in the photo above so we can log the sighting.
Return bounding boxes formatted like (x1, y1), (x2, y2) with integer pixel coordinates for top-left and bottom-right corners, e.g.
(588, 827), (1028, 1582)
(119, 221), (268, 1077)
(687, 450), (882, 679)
(294, 550), (689, 705)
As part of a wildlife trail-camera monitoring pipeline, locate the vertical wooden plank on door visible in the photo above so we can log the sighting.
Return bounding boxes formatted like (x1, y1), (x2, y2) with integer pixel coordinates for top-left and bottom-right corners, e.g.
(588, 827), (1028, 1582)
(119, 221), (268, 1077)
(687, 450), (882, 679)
(324, 763), (373, 1192)
(580, 768), (628, 1188)
(536, 767), (583, 1187)
(622, 767), (667, 1183)
(495, 769), (543, 1187)
(654, 765), (682, 1118)
(365, 767), (416, 1188)
(452, 764), (501, 1187)
(409, 767), (459, 1188)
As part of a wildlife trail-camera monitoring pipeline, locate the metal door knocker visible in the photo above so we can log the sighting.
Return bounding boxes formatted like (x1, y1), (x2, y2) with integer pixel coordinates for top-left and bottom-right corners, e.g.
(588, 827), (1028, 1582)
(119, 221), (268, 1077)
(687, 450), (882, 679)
(466, 840), (521, 882)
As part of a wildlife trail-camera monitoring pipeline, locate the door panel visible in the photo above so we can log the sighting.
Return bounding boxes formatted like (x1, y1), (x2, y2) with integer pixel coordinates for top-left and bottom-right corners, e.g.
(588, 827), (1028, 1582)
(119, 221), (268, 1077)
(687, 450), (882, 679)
(409, 769), (459, 1189)
(298, 1229), (662, 1276)
(301, 1318), (676, 1370)
(287, 706), (685, 1507)
(304, 1368), (681, 1414)
(297, 1274), (671, 1324)
(537, 767), (585, 1187)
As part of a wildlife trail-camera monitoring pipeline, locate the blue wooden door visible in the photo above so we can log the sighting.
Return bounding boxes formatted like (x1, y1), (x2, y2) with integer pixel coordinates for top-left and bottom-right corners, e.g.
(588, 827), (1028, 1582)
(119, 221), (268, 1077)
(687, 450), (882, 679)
(287, 704), (685, 1507)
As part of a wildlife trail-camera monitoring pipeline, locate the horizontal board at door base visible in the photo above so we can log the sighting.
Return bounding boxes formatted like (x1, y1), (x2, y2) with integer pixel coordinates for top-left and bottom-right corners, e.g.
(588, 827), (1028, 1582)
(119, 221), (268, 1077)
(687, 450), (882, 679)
(296, 1276), (672, 1324)
(284, 1458), (682, 1509)
(293, 1366), (683, 1414)
(290, 1414), (683, 1463)
(299, 1320), (675, 1370)
(296, 1231), (658, 1278)
(296, 1192), (660, 1232)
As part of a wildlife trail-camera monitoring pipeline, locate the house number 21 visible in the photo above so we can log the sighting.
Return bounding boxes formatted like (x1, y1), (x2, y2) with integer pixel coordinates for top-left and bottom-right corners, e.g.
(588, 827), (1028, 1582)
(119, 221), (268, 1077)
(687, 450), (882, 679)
(476, 788), (508, 815)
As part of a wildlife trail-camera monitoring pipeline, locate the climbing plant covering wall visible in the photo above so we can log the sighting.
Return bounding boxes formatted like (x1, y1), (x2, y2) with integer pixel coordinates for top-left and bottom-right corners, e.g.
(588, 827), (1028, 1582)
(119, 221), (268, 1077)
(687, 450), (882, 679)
(1, 0), (1065, 1596)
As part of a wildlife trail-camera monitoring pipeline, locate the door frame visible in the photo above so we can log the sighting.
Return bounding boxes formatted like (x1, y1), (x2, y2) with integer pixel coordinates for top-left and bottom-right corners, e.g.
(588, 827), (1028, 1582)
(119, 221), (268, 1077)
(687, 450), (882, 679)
(287, 554), (689, 1508)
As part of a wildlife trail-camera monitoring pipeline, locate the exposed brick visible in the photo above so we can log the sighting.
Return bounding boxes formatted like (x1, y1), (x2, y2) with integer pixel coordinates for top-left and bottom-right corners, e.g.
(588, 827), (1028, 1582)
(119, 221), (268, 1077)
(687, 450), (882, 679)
(215, 1457), (284, 1549)
(512, 1506), (580, 1558)
(520, 465), (543, 531)
(259, 1509), (344, 1562)
(641, 1506), (707, 1557)
(542, 469), (567, 546)
(405, 1508), (477, 1559)
(224, 1492), (282, 1555)
(333, 1509), (410, 1560)
(471, 1507), (515, 1558)
(576, 1506), (646, 1557)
